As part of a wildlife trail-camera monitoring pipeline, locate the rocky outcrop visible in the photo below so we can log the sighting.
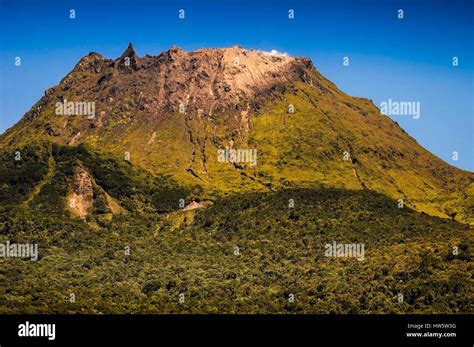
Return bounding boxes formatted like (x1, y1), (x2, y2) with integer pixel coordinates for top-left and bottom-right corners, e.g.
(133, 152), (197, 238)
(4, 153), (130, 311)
(67, 165), (126, 219)
(68, 166), (94, 219)
(116, 42), (141, 71)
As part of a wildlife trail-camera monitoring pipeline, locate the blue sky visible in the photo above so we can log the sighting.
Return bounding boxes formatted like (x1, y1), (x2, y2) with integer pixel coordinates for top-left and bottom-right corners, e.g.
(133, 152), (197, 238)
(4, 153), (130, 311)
(1, 0), (472, 170)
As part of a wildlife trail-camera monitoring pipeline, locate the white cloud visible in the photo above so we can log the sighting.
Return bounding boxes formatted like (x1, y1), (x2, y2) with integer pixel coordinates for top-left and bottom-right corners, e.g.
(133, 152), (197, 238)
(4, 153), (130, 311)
(261, 49), (289, 57)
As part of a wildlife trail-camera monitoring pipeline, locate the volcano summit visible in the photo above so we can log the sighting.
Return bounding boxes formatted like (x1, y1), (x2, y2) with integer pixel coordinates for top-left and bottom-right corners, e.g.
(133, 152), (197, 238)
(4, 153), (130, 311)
(2, 43), (471, 223)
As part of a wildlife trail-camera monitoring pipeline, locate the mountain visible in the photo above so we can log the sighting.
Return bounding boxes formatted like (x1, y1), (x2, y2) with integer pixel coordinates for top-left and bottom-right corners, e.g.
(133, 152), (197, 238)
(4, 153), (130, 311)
(1, 43), (472, 223)
(0, 44), (473, 314)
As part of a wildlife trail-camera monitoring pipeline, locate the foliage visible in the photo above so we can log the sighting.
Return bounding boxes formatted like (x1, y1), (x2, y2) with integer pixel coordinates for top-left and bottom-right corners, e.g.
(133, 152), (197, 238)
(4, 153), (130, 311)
(1, 154), (472, 314)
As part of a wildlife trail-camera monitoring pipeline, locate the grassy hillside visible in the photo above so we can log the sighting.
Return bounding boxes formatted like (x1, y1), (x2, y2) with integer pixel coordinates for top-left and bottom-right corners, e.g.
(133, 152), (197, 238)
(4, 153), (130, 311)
(0, 145), (472, 313)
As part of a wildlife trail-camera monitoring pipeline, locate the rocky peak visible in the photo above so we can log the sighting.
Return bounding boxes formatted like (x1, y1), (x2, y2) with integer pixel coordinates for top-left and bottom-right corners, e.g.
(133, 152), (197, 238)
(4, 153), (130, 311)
(52, 44), (319, 126)
(116, 42), (141, 71)
(120, 42), (138, 59)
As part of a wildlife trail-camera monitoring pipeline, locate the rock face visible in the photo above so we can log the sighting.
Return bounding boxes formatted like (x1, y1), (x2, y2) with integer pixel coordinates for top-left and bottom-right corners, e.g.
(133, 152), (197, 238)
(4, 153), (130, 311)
(0, 44), (472, 223)
(68, 166), (94, 219)
(183, 201), (205, 211)
(116, 42), (141, 71)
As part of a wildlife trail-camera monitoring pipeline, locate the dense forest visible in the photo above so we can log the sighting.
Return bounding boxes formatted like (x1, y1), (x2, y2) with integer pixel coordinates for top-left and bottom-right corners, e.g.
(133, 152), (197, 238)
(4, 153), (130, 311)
(0, 144), (472, 313)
